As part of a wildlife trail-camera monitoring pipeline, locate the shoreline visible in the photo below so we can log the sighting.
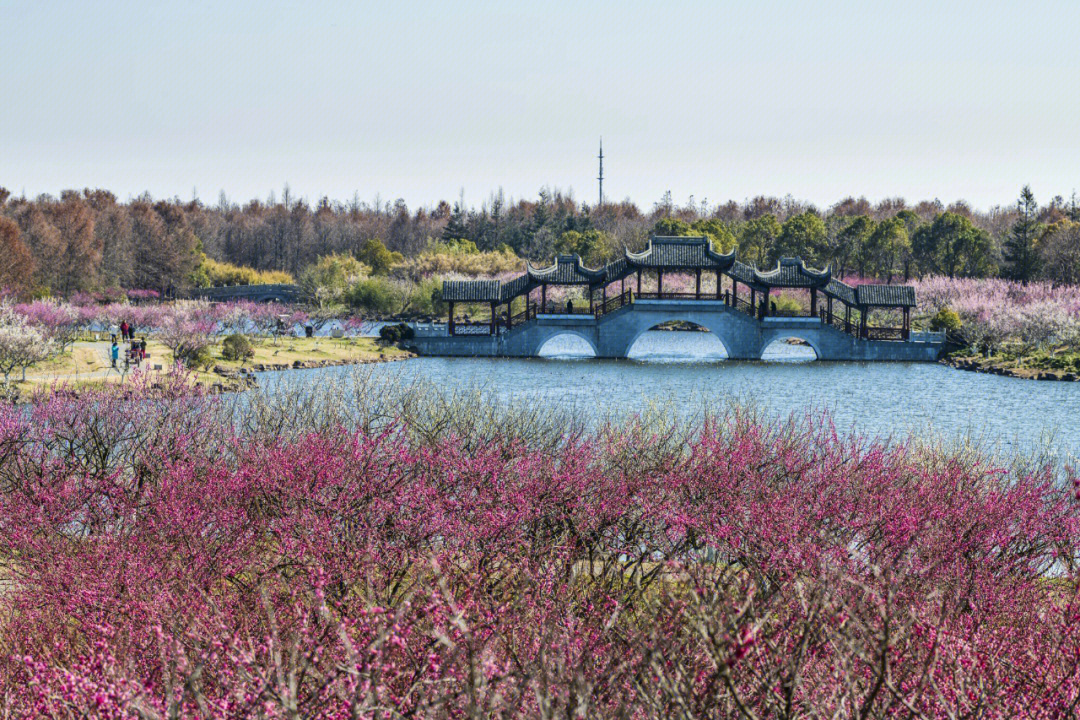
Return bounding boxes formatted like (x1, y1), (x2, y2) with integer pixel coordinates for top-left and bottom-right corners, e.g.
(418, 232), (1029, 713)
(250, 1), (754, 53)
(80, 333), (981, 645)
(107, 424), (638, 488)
(3, 340), (416, 402)
(205, 352), (414, 392)
(942, 355), (1080, 381)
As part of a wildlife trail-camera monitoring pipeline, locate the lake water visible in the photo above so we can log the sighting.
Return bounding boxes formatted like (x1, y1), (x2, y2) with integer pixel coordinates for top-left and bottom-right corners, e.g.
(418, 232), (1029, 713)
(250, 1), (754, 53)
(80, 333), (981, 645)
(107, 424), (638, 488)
(256, 330), (1080, 460)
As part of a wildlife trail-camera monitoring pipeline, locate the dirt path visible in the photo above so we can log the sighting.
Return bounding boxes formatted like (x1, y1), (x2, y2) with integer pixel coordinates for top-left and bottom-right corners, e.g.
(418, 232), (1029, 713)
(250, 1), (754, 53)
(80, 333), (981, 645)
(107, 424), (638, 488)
(23, 341), (125, 382)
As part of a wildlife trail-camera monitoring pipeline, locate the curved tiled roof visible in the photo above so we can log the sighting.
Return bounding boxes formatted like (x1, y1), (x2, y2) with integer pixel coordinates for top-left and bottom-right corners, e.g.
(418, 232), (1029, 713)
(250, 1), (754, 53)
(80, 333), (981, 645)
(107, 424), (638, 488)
(727, 260), (762, 289)
(752, 257), (831, 289)
(625, 236), (735, 270)
(526, 255), (607, 284)
(442, 238), (917, 308)
(602, 256), (631, 280)
(855, 284), (916, 307)
(823, 278), (857, 305)
(443, 279), (502, 302)
(499, 274), (533, 302)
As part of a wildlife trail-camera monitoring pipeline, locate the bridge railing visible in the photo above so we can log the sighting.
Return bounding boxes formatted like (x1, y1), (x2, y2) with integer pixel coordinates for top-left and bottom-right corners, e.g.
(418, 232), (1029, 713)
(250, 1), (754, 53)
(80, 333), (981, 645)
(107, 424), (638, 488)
(636, 291), (712, 301)
(537, 303), (594, 315)
(909, 329), (947, 343)
(819, 308), (858, 336)
(731, 295), (757, 317)
(595, 290), (634, 317)
(414, 322), (448, 337)
(508, 304), (538, 326)
(866, 327), (906, 341)
(450, 321), (495, 336)
(770, 308), (807, 318)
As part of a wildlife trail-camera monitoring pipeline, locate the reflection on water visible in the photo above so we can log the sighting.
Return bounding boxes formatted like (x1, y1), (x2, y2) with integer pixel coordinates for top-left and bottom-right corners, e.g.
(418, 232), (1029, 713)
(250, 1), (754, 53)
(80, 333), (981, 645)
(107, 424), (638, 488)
(538, 333), (596, 359)
(628, 330), (729, 363)
(537, 330), (817, 363)
(257, 330), (1080, 459)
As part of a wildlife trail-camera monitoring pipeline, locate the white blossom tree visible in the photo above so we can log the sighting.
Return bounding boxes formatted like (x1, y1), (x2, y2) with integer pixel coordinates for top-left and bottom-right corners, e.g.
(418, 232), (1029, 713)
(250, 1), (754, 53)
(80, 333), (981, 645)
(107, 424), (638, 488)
(0, 304), (57, 382)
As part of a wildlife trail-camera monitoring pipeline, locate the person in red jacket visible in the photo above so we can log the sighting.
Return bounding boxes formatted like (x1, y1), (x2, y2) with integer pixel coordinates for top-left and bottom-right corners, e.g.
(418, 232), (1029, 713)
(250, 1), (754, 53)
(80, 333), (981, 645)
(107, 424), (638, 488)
(120, 321), (129, 341)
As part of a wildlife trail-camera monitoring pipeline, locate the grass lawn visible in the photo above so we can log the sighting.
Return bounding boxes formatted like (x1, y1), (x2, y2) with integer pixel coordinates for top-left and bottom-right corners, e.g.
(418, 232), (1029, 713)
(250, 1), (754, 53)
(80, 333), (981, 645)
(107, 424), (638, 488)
(23, 345), (111, 377)
(11, 336), (411, 393)
(212, 335), (411, 370)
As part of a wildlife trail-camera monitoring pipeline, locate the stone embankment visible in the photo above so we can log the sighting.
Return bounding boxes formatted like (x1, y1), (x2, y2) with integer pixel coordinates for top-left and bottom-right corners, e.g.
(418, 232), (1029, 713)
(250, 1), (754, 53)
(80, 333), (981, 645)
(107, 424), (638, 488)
(204, 353), (414, 392)
(943, 356), (1079, 381)
(245, 354), (412, 373)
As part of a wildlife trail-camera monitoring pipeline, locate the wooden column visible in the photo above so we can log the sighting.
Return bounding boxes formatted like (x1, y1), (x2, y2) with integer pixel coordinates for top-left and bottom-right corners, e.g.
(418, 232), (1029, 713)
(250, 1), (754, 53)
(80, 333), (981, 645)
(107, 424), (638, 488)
(903, 306), (910, 340)
(448, 301), (455, 335)
(859, 306), (869, 338)
(810, 288), (817, 317)
(589, 288), (594, 314)
(845, 304), (851, 333)
(637, 270), (642, 294)
(827, 296), (833, 323)
(506, 300), (512, 329)
(760, 289), (770, 319)
(542, 283), (547, 313)
(732, 281), (738, 306)
(695, 269), (701, 299)
(716, 270), (722, 300)
(490, 302), (496, 335)
(602, 284), (607, 307)
(657, 270), (664, 295)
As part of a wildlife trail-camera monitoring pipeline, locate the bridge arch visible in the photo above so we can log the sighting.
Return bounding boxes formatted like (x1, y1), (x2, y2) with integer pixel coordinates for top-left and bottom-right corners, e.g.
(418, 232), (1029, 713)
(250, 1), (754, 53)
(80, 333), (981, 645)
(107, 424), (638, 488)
(535, 330), (599, 358)
(759, 332), (822, 361)
(624, 320), (730, 361)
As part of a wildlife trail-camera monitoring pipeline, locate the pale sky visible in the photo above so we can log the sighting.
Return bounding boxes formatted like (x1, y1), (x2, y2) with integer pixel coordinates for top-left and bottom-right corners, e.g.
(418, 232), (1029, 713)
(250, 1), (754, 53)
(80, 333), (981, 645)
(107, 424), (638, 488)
(2, 0), (1078, 211)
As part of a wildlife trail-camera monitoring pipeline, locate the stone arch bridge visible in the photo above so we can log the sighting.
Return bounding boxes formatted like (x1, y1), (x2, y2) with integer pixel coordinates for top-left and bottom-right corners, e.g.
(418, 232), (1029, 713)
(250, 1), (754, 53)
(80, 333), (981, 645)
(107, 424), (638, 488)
(412, 298), (942, 361)
(188, 284), (302, 304)
(411, 237), (944, 362)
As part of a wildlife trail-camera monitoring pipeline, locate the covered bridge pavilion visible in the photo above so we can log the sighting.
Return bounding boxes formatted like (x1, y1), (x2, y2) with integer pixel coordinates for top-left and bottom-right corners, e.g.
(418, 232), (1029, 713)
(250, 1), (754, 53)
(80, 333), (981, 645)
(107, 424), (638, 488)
(441, 236), (917, 340)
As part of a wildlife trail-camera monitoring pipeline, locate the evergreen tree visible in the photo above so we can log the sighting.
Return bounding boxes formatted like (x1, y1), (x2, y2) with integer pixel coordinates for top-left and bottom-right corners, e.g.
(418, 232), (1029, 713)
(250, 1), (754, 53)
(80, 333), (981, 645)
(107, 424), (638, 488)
(912, 212), (996, 278)
(441, 202), (470, 243)
(774, 212), (826, 265)
(865, 217), (910, 283)
(652, 217), (692, 236)
(737, 215), (782, 267)
(1003, 186), (1042, 282)
(1067, 192), (1080, 222)
(834, 215), (875, 278)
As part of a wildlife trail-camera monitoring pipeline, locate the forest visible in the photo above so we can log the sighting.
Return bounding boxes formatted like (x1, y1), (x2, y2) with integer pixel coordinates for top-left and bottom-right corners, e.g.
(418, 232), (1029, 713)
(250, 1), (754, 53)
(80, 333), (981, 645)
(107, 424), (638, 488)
(2, 184), (1080, 299)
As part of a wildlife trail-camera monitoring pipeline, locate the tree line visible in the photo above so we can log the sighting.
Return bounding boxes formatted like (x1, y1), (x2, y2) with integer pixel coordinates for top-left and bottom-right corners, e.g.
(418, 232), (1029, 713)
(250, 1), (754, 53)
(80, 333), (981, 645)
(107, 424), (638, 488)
(2, 184), (1079, 298)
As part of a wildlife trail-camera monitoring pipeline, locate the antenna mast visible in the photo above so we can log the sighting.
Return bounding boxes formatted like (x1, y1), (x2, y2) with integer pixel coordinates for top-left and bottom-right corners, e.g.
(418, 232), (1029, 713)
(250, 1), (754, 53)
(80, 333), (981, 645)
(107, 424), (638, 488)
(597, 138), (604, 207)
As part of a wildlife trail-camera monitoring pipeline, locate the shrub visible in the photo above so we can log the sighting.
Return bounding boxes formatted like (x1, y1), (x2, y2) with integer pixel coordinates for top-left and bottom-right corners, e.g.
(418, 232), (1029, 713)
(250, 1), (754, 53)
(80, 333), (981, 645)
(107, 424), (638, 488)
(190, 257), (294, 288)
(930, 305), (962, 332)
(158, 316), (214, 368)
(407, 277), (444, 316)
(378, 322), (414, 343)
(357, 239), (404, 275)
(772, 292), (804, 314)
(400, 246), (522, 279)
(185, 343), (214, 370)
(221, 333), (255, 362)
(297, 253), (371, 308)
(347, 277), (402, 316)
